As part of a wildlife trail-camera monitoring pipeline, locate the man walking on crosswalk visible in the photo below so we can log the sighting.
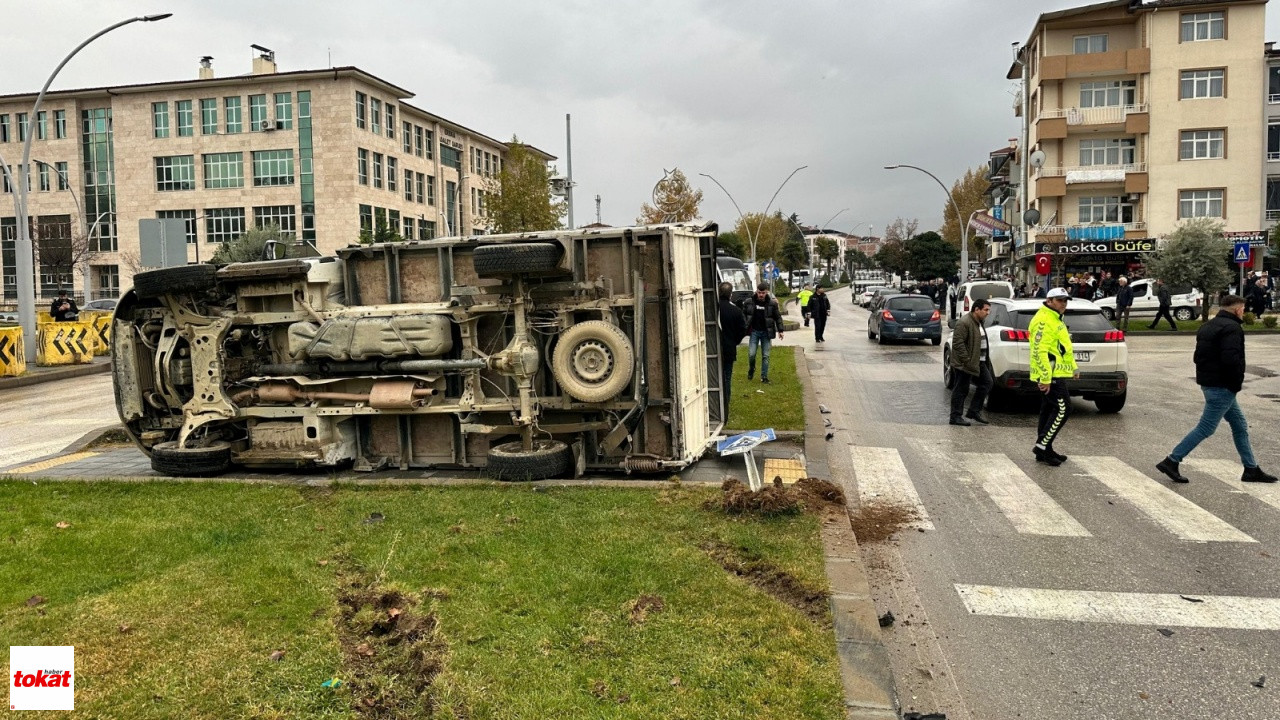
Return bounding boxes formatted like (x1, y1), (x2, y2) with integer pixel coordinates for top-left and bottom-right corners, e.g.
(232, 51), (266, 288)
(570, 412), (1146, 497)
(1157, 294), (1278, 484)
(1029, 288), (1077, 466)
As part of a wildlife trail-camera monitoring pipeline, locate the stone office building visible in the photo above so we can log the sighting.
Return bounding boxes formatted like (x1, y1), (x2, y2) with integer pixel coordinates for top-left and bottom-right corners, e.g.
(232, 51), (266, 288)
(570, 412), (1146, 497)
(0, 49), (554, 302)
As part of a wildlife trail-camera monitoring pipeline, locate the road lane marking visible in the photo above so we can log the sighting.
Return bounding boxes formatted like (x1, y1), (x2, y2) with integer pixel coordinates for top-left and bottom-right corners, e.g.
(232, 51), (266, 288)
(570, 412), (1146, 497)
(851, 446), (933, 530)
(1078, 457), (1255, 543)
(955, 584), (1280, 630)
(6, 451), (99, 474)
(958, 453), (1092, 537)
(1184, 458), (1280, 514)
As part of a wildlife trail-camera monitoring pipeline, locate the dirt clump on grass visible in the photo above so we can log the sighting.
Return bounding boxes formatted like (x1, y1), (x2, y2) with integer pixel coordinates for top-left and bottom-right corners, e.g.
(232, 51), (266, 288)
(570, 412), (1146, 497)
(627, 594), (665, 625)
(709, 477), (845, 516)
(702, 541), (829, 626)
(334, 565), (451, 718)
(848, 501), (919, 544)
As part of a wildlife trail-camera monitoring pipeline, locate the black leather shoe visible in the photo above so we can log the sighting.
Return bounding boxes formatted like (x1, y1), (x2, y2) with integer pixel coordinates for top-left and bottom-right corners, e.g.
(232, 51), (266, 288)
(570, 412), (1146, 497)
(965, 412), (990, 425)
(949, 417), (971, 426)
(1034, 448), (1063, 466)
(747, 369), (754, 380)
(1242, 466), (1279, 483)
(1049, 448), (1068, 462)
(1156, 457), (1190, 483)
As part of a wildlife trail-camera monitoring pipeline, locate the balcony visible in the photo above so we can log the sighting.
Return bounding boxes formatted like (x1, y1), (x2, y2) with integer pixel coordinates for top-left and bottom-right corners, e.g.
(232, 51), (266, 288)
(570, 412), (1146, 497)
(1035, 222), (1148, 244)
(1039, 48), (1150, 80)
(1041, 104), (1147, 126)
(1267, 209), (1280, 221)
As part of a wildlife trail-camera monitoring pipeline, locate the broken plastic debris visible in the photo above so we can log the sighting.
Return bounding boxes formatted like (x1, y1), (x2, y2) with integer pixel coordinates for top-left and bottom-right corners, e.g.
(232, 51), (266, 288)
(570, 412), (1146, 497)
(321, 678), (344, 689)
(823, 418), (833, 428)
(878, 611), (895, 627)
(903, 713), (947, 720)
(825, 432), (834, 441)
(1178, 595), (1204, 603)
(1252, 676), (1266, 689)
(818, 404), (831, 414)
(1157, 628), (1174, 637)
(363, 512), (385, 524)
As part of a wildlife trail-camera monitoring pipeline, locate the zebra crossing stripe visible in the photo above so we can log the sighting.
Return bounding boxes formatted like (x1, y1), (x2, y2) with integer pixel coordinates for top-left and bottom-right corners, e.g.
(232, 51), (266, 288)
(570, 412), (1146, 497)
(955, 584), (1280, 630)
(851, 446), (933, 530)
(1078, 457), (1255, 543)
(1184, 458), (1280, 514)
(958, 453), (1092, 537)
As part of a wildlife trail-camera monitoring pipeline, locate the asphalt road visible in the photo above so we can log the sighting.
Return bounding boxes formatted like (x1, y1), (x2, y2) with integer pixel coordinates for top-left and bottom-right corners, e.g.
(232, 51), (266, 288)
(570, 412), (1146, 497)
(789, 287), (1280, 720)
(0, 373), (118, 467)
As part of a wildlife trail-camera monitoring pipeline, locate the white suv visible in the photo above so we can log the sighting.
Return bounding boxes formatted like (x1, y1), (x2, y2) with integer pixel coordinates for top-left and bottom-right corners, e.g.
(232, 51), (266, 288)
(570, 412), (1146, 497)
(1094, 279), (1202, 322)
(943, 297), (1129, 413)
(955, 280), (1015, 315)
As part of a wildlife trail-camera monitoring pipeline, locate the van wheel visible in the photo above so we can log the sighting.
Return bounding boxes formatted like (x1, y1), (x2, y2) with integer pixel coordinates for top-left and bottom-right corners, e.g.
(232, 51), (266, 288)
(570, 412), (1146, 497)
(472, 242), (564, 276)
(942, 350), (955, 389)
(1101, 307), (1115, 321)
(1173, 307), (1195, 322)
(552, 320), (635, 402)
(1095, 392), (1126, 414)
(133, 265), (217, 299)
(149, 440), (231, 476)
(486, 440), (572, 481)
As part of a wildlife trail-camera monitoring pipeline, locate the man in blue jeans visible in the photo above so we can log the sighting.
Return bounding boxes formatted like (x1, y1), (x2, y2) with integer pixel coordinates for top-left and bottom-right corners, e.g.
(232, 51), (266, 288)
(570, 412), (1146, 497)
(742, 282), (784, 384)
(1157, 295), (1278, 484)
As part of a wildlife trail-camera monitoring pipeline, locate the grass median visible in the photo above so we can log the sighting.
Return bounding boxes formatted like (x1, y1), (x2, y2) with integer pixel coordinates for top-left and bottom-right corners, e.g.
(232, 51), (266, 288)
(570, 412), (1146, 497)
(728, 345), (805, 433)
(0, 481), (842, 719)
(1117, 316), (1280, 333)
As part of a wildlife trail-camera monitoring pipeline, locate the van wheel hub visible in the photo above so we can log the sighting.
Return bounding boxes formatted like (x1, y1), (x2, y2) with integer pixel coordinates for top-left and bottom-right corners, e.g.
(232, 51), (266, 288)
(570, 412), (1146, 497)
(571, 341), (613, 383)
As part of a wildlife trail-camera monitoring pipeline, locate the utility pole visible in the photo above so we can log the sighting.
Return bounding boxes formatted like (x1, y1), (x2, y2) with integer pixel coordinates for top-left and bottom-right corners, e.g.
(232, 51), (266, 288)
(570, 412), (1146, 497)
(595, 194), (601, 225)
(565, 114), (575, 229)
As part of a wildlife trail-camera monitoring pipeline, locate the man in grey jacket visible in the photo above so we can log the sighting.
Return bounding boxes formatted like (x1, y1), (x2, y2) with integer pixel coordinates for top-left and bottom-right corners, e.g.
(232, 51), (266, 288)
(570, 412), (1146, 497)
(948, 298), (993, 426)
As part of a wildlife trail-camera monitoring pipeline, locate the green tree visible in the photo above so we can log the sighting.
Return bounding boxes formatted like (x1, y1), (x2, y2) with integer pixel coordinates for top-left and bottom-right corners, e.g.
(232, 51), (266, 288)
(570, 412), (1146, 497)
(486, 138), (565, 232)
(779, 236), (807, 273)
(374, 219), (403, 244)
(732, 212), (790, 266)
(1144, 218), (1233, 320)
(815, 237), (840, 280)
(874, 240), (909, 277)
(210, 224), (291, 265)
(940, 166), (990, 259)
(716, 230), (745, 258)
(905, 231), (959, 280)
(637, 168), (703, 223)
(846, 249), (871, 271)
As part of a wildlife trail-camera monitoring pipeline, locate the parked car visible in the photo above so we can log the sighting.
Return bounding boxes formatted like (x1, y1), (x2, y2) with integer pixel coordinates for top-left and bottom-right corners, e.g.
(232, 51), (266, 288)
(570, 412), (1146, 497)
(955, 280), (1015, 316)
(943, 297), (1128, 413)
(1094, 279), (1201, 322)
(83, 298), (118, 312)
(857, 285), (892, 306)
(868, 294), (943, 345)
(866, 286), (900, 311)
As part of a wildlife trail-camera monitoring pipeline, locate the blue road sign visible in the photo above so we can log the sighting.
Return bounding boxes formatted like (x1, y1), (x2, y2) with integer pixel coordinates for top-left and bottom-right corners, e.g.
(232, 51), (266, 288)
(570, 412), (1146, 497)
(716, 428), (777, 456)
(1234, 242), (1252, 264)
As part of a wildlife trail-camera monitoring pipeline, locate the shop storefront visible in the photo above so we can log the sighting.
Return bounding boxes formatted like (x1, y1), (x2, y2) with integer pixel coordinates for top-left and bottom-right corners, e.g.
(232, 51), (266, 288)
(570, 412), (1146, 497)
(1017, 238), (1157, 288)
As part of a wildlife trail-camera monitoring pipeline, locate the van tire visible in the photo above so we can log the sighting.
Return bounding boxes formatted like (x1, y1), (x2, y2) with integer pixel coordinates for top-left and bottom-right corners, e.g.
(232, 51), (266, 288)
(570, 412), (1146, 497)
(1173, 307), (1195, 322)
(149, 440), (231, 476)
(942, 349), (956, 389)
(1101, 307), (1115, 321)
(486, 439), (572, 481)
(133, 265), (217, 299)
(472, 242), (563, 276)
(552, 320), (635, 402)
(1095, 392), (1126, 414)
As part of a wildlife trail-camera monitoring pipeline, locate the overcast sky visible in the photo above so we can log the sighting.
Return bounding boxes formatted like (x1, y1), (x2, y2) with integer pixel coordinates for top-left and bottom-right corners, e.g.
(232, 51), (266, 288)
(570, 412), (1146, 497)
(4, 1), (1279, 238)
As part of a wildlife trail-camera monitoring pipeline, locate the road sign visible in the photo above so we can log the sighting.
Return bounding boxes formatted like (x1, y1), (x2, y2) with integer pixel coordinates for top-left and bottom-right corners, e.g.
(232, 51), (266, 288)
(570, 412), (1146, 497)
(1234, 242), (1252, 264)
(717, 429), (776, 456)
(968, 212), (1012, 235)
(139, 218), (190, 268)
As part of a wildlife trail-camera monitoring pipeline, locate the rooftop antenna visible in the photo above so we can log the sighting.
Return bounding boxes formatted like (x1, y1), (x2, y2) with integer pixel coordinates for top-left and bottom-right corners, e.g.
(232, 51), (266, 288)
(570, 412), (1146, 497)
(595, 194), (601, 224)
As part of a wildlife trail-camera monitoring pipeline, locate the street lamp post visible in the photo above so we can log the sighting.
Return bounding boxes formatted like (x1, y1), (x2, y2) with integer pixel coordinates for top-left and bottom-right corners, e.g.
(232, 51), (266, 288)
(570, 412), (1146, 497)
(884, 163), (969, 284)
(8, 12), (172, 363)
(700, 166), (807, 286)
(807, 207), (849, 281)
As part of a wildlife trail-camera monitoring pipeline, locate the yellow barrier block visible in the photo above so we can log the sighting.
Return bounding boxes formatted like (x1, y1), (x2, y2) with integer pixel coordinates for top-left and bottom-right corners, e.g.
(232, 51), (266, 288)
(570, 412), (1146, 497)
(82, 311), (113, 356)
(36, 321), (97, 366)
(0, 326), (25, 377)
(37, 311), (53, 324)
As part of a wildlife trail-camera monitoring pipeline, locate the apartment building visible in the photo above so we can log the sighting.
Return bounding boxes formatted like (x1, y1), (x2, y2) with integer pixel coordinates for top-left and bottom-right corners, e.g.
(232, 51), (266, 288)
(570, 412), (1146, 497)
(1266, 43), (1280, 229)
(0, 49), (554, 302)
(1008, 0), (1267, 284)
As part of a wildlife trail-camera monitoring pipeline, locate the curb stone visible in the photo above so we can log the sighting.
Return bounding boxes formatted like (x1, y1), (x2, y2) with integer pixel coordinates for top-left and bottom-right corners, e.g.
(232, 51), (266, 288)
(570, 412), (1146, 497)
(794, 348), (900, 718)
(0, 358), (111, 390)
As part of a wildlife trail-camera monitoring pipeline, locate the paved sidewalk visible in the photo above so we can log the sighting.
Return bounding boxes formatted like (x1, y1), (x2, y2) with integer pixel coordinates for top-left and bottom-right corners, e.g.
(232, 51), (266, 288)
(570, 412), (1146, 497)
(0, 356), (110, 390)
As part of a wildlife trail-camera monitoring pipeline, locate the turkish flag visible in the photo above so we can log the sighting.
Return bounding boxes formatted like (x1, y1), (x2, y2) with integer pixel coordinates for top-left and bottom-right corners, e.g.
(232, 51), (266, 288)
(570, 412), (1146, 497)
(1034, 253), (1052, 275)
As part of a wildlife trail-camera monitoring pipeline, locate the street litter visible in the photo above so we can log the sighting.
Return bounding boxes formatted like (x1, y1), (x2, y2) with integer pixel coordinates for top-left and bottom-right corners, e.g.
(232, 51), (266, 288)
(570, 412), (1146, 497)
(818, 404), (831, 414)
(878, 610), (895, 627)
(1251, 676), (1266, 689)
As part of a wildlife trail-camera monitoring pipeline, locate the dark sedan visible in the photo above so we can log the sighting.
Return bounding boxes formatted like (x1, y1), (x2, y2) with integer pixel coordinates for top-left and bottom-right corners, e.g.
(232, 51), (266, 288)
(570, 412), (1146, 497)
(868, 294), (942, 345)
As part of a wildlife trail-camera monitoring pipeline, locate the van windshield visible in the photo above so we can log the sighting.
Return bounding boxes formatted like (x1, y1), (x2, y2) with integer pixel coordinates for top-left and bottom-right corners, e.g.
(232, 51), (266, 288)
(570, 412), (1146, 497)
(720, 266), (753, 293)
(969, 284), (1013, 300)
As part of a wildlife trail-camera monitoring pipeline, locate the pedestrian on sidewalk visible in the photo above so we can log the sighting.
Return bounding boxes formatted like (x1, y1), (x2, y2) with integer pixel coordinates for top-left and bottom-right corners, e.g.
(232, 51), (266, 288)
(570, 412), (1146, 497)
(797, 284), (814, 327)
(717, 282), (748, 424)
(743, 282), (784, 384)
(948, 298), (993, 426)
(1156, 295), (1278, 484)
(1148, 278), (1178, 330)
(1029, 288), (1078, 466)
(810, 286), (831, 342)
(50, 289), (78, 322)
(1114, 276), (1133, 330)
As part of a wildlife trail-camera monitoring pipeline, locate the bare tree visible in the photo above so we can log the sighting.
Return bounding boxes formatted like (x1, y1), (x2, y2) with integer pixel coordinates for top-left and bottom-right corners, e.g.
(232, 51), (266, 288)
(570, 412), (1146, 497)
(30, 216), (95, 298)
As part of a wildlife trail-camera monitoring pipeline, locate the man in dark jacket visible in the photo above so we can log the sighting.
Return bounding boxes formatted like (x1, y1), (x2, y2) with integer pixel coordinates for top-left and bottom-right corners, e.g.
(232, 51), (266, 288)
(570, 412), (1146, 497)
(50, 289), (78, 321)
(809, 286), (831, 342)
(948, 298), (993, 426)
(1114, 276), (1134, 330)
(742, 282), (784, 384)
(1148, 278), (1177, 330)
(1157, 295), (1277, 484)
(717, 282), (748, 423)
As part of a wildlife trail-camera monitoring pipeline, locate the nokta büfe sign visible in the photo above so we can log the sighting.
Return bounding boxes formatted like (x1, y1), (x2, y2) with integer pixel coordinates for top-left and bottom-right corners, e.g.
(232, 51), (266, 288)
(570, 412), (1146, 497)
(1037, 239), (1156, 255)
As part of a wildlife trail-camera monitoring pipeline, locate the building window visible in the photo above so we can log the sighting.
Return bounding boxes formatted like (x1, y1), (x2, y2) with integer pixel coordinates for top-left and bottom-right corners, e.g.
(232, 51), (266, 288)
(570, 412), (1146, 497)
(1080, 80), (1136, 108)
(426, 174), (435, 205)
(152, 103), (169, 138)
(420, 220), (435, 241)
(254, 205), (297, 238)
(1271, 66), (1280, 104)
(1270, 122), (1280, 161)
(203, 151), (244, 189)
(55, 161), (68, 191)
(440, 145), (461, 170)
(1079, 138), (1136, 166)
(35, 111), (47, 140)
(387, 156), (397, 192)
(37, 163), (49, 191)
(357, 149), (369, 185)
(157, 209), (198, 244)
(0, 115), (8, 143)
(1181, 11), (1225, 42)
(404, 169), (414, 201)
(1179, 189), (1224, 218)
(1181, 69), (1225, 99)
(1078, 196), (1134, 223)
(249, 94), (268, 131)
(54, 110), (66, 139)
(1180, 129), (1225, 160)
(16, 113), (27, 142)
(388, 209), (400, 237)
(370, 98), (381, 135)
(355, 92), (367, 129)
(274, 93), (292, 129)
(386, 105), (396, 139)
(359, 204), (373, 233)
(372, 152), (383, 189)
(425, 129), (434, 159)
(1267, 178), (1280, 220)
(416, 172), (426, 204)
(252, 149), (295, 186)
(225, 97), (242, 133)
(205, 207), (246, 244)
(403, 216), (415, 240)
(414, 126), (424, 157)
(176, 100), (193, 137)
(94, 265), (120, 299)
(403, 121), (412, 153)
(1073, 34), (1107, 54)
(154, 155), (196, 191)
(200, 99), (218, 135)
